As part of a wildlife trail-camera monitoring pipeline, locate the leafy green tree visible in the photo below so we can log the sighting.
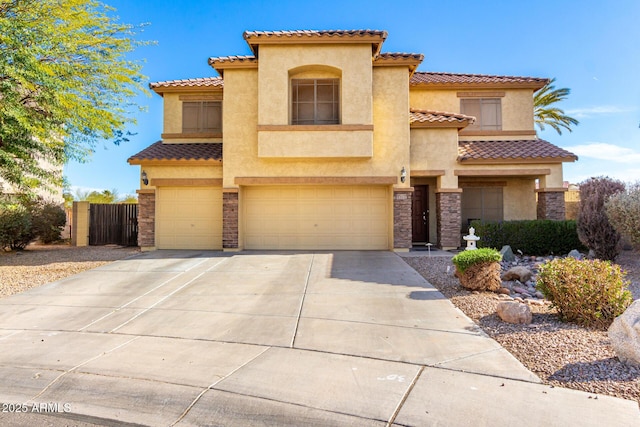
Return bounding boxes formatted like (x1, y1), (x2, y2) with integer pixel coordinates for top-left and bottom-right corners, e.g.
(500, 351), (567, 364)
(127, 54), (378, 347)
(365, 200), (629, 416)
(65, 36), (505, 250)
(0, 0), (148, 194)
(534, 78), (579, 135)
(120, 194), (138, 204)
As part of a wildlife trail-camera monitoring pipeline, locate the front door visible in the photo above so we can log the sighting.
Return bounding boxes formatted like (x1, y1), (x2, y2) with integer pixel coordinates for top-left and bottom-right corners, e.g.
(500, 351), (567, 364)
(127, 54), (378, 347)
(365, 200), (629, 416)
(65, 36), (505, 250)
(412, 185), (429, 243)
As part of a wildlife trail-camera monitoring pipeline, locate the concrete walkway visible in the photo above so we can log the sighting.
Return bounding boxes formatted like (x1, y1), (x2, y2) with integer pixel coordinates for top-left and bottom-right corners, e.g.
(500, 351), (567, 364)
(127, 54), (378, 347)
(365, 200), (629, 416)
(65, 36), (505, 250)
(0, 251), (637, 426)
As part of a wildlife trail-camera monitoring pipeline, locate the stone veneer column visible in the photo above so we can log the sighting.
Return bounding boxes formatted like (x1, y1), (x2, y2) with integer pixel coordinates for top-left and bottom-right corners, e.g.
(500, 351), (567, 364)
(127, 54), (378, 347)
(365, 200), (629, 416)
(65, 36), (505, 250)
(436, 190), (461, 249)
(537, 191), (566, 220)
(223, 190), (239, 249)
(137, 191), (155, 248)
(393, 189), (413, 250)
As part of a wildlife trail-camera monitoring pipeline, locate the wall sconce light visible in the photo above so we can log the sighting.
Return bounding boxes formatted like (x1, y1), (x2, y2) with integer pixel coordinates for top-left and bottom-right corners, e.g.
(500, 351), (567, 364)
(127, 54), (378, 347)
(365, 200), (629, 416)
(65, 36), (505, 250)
(400, 166), (407, 183)
(141, 170), (149, 186)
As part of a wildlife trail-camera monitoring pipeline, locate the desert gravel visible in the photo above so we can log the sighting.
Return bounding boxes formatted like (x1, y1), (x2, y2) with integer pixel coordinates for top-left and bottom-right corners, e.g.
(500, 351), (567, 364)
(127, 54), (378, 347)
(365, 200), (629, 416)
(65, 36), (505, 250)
(0, 244), (139, 298)
(403, 250), (640, 406)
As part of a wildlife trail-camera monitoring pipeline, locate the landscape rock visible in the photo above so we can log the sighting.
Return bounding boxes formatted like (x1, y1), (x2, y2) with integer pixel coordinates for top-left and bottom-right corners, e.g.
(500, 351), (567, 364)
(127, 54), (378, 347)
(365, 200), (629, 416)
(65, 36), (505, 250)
(497, 287), (511, 295)
(608, 300), (640, 366)
(497, 301), (532, 324)
(501, 266), (533, 283)
(500, 245), (515, 263)
(568, 249), (583, 260)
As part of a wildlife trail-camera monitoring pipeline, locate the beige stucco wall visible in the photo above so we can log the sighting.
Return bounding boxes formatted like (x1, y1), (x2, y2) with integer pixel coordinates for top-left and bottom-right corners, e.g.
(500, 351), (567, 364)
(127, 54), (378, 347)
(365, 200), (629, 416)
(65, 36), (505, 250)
(410, 88), (535, 138)
(410, 128), (459, 189)
(221, 65), (410, 187)
(257, 44), (373, 126)
(137, 165), (223, 190)
(258, 130), (373, 158)
(163, 93), (181, 134)
(504, 179), (537, 220)
(538, 163), (565, 188)
(71, 201), (89, 246)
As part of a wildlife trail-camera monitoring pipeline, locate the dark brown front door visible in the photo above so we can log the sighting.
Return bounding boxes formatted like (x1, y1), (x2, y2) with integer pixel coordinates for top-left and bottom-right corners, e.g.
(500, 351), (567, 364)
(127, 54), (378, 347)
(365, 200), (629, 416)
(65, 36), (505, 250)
(412, 185), (429, 243)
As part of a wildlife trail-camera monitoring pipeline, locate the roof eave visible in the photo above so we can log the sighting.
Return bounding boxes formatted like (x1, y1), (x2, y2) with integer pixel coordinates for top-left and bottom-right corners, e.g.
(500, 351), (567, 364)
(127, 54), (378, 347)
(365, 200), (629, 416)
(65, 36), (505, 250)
(411, 121), (472, 129)
(457, 156), (578, 164)
(128, 158), (222, 166)
(410, 82), (548, 90)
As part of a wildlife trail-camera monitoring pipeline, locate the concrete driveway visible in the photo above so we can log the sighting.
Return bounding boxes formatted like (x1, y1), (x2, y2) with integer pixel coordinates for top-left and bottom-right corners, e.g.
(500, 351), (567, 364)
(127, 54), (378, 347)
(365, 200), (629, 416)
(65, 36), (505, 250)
(0, 251), (637, 426)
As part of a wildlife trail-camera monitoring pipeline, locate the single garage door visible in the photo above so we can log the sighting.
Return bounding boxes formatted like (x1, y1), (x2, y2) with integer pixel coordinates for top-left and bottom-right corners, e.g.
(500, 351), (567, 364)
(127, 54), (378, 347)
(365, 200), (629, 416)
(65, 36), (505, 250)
(243, 185), (390, 250)
(156, 186), (222, 250)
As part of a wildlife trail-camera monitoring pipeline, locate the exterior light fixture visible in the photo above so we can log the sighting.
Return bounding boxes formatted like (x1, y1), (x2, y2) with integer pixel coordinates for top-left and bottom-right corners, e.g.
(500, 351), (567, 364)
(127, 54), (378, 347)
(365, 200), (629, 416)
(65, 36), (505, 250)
(141, 170), (149, 186)
(400, 166), (407, 183)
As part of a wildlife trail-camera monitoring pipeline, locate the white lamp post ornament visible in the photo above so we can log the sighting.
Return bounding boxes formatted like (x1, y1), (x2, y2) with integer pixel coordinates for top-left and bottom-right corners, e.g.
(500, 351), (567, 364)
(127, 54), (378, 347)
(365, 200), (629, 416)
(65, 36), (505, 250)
(463, 227), (480, 250)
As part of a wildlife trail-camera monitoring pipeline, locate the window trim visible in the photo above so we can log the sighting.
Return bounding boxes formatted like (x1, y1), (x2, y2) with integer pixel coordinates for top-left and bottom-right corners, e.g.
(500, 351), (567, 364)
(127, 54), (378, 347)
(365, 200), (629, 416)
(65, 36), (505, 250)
(182, 100), (222, 134)
(460, 98), (502, 131)
(290, 78), (340, 125)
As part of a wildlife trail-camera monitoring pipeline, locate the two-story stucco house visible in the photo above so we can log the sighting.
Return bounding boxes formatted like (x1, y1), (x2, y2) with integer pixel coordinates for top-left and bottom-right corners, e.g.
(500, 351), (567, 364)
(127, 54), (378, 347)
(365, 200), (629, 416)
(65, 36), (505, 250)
(128, 30), (577, 252)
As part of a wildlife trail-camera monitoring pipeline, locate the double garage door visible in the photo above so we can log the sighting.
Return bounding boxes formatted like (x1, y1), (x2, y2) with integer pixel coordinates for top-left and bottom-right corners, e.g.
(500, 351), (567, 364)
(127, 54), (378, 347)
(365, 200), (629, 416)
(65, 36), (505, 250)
(155, 185), (390, 250)
(243, 185), (390, 250)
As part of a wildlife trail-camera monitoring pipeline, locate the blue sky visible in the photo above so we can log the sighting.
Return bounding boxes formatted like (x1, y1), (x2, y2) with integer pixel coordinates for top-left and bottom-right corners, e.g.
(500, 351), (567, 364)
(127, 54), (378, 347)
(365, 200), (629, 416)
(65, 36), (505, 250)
(63, 0), (640, 196)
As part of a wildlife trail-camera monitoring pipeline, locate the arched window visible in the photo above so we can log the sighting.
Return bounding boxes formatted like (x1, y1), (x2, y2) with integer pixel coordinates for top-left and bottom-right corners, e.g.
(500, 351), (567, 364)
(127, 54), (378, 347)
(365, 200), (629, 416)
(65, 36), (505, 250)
(290, 66), (341, 125)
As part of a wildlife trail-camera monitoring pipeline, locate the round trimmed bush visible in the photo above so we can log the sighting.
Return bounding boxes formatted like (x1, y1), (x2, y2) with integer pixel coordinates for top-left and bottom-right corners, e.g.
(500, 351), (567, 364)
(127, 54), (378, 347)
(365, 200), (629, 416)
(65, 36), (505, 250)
(537, 257), (632, 329)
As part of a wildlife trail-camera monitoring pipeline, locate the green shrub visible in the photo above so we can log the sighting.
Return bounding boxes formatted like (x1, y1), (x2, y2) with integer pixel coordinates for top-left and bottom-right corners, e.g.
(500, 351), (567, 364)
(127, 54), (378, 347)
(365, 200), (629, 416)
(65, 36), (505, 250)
(471, 219), (584, 255)
(606, 182), (640, 250)
(452, 248), (502, 274)
(0, 204), (35, 250)
(537, 257), (632, 329)
(577, 176), (625, 261)
(31, 203), (67, 243)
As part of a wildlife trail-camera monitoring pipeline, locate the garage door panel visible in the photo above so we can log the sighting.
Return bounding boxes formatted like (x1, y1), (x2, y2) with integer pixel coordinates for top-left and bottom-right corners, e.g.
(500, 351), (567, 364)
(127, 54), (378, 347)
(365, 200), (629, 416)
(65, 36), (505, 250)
(156, 186), (222, 250)
(243, 185), (390, 250)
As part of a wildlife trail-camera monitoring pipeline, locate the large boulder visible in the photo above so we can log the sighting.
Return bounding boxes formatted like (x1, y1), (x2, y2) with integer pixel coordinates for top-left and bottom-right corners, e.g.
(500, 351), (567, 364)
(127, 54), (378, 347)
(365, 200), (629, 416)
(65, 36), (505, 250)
(501, 266), (533, 283)
(497, 301), (532, 324)
(608, 300), (640, 366)
(455, 262), (502, 292)
(500, 245), (515, 263)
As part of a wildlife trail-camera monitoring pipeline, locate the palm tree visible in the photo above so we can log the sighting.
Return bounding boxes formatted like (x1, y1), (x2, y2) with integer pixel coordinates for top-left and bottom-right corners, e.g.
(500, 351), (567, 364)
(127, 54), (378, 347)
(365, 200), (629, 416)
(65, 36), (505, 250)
(534, 78), (579, 135)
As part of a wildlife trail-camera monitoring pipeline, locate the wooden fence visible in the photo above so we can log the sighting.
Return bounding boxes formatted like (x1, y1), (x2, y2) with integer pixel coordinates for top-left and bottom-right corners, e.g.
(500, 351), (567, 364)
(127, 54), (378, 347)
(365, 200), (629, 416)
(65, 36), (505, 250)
(89, 204), (138, 246)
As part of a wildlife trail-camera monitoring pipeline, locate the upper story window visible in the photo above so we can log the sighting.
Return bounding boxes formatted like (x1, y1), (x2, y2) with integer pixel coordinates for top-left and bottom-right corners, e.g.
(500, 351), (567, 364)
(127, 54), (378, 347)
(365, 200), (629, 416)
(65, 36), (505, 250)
(291, 78), (340, 125)
(460, 98), (501, 130)
(182, 101), (222, 133)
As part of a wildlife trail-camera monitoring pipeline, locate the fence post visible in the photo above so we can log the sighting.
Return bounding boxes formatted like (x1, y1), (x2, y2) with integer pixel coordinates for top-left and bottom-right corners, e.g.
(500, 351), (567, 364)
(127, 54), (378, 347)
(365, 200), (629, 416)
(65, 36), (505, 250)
(71, 201), (90, 247)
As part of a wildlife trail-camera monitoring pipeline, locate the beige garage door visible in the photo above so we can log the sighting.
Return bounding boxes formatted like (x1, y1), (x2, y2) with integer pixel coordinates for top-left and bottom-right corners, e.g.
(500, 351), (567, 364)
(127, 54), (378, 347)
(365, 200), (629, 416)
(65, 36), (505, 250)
(156, 186), (222, 250)
(243, 185), (390, 250)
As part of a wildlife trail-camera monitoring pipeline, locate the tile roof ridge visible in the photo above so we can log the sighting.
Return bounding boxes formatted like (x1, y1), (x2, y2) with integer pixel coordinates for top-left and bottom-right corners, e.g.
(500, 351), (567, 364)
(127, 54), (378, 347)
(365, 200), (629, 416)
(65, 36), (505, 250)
(243, 29), (387, 38)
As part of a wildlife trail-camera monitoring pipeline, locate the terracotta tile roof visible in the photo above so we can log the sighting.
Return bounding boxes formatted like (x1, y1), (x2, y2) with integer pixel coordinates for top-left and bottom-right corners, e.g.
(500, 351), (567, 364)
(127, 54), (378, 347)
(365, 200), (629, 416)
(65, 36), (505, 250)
(410, 109), (475, 127)
(149, 77), (223, 90)
(243, 30), (388, 56)
(411, 72), (549, 89)
(128, 142), (222, 163)
(458, 140), (577, 162)
(377, 52), (424, 60)
(243, 29), (387, 40)
(208, 55), (257, 66)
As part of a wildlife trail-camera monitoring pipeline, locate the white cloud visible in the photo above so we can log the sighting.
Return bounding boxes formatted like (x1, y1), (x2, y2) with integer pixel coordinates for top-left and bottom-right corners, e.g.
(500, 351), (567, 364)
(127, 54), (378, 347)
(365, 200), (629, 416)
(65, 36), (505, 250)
(564, 143), (640, 164)
(565, 105), (635, 118)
